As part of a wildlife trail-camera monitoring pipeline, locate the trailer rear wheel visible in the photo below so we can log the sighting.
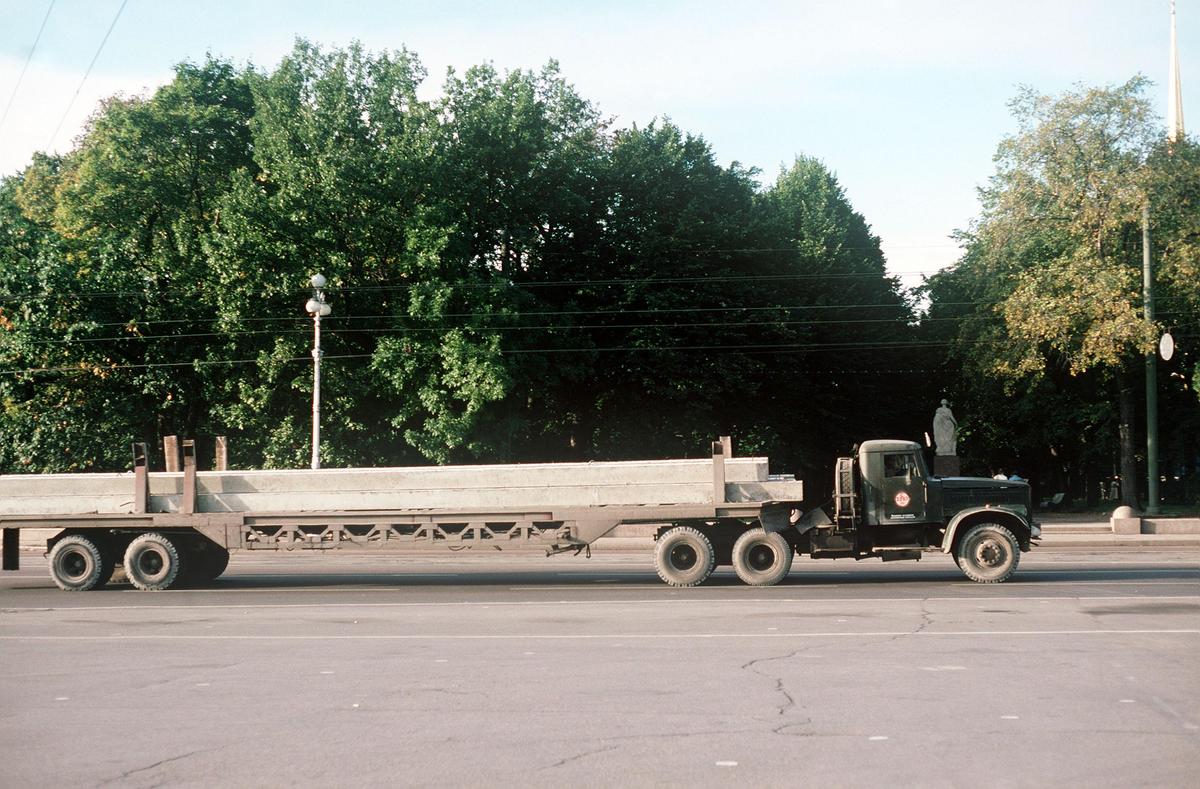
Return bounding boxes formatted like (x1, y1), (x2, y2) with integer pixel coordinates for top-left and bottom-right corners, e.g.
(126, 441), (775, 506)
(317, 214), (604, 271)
(124, 533), (182, 591)
(48, 535), (110, 591)
(956, 523), (1019, 583)
(731, 528), (793, 586)
(655, 527), (716, 587)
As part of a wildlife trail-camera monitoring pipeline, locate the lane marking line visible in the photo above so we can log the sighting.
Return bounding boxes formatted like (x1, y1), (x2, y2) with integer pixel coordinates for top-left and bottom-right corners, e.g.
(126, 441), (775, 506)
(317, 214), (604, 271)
(1, 629), (1197, 642)
(3, 594), (1197, 613)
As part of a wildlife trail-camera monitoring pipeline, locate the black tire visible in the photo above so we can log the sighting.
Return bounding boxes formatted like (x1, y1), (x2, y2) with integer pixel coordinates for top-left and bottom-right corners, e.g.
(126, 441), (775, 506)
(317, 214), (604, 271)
(731, 528), (793, 586)
(199, 547), (230, 581)
(48, 535), (109, 591)
(955, 523), (1020, 583)
(182, 543), (230, 585)
(654, 527), (716, 587)
(123, 533), (182, 591)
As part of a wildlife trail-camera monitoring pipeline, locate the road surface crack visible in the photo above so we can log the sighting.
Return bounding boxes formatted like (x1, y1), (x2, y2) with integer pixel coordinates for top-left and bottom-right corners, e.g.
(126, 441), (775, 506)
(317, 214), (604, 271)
(741, 648), (815, 735)
(542, 744), (619, 770)
(101, 749), (207, 785)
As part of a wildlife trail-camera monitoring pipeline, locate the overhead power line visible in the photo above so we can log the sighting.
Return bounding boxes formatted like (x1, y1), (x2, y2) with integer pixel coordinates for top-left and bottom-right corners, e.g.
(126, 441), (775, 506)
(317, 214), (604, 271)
(4, 333), (1145, 378)
(0, 0), (56, 137)
(0, 266), (942, 304)
(46, 0), (128, 150)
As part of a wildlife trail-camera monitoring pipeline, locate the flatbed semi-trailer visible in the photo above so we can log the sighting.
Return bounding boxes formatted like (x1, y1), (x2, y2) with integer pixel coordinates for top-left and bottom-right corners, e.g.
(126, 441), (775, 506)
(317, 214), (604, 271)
(0, 437), (1038, 591)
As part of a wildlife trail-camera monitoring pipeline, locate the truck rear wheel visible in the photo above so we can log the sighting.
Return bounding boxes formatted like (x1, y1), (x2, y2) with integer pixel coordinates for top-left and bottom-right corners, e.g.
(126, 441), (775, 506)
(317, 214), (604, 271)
(48, 535), (113, 591)
(123, 533), (182, 591)
(731, 528), (793, 586)
(956, 523), (1019, 583)
(655, 527), (716, 587)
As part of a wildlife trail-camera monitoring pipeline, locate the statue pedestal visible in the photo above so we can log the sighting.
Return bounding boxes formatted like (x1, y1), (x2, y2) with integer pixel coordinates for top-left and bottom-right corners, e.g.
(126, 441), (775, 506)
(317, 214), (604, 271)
(934, 456), (960, 477)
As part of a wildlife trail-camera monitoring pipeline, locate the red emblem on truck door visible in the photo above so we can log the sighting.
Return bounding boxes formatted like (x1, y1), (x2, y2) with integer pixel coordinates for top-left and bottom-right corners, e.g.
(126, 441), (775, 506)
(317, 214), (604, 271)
(894, 491), (911, 508)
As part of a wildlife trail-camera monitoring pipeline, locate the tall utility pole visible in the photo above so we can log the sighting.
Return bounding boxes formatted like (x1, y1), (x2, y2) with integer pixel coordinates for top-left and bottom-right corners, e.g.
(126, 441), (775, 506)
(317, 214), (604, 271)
(1145, 0), (1185, 514)
(1168, 0), (1185, 143)
(305, 274), (331, 470)
(1143, 205), (1159, 515)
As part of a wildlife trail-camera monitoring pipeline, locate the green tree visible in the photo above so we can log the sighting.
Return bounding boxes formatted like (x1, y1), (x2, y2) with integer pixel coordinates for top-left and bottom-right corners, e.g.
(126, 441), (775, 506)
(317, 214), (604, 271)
(926, 78), (1199, 507)
(0, 59), (255, 471)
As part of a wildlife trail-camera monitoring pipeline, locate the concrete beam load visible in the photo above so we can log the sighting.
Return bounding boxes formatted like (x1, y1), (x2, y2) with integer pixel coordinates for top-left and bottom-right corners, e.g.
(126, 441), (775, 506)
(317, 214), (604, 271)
(0, 456), (804, 515)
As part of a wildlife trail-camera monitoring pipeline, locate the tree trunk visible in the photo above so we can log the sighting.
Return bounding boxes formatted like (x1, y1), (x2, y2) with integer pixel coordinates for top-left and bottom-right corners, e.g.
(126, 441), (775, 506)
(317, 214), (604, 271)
(1116, 370), (1140, 509)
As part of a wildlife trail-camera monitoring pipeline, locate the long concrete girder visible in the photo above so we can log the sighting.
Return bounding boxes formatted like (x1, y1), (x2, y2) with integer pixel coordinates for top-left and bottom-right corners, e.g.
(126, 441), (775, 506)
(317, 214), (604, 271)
(0, 456), (804, 515)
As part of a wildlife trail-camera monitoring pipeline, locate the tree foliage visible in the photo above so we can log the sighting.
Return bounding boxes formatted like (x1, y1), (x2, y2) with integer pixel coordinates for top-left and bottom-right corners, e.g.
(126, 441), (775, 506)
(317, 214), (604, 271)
(0, 41), (917, 476)
(923, 78), (1200, 505)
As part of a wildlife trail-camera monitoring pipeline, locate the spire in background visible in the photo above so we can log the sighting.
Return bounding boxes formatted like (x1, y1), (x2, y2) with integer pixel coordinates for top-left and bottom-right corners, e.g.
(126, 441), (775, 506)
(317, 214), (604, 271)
(1168, 0), (1185, 142)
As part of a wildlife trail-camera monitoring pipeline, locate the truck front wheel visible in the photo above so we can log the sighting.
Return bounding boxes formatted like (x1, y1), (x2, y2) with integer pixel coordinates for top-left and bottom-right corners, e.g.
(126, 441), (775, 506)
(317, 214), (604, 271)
(955, 523), (1019, 583)
(123, 533), (182, 591)
(655, 527), (716, 587)
(731, 528), (793, 586)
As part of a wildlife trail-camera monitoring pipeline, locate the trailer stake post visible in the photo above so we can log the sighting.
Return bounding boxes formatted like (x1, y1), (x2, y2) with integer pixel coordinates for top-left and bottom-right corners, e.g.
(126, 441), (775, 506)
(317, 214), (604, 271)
(163, 435), (180, 472)
(182, 440), (197, 515)
(133, 442), (148, 514)
(215, 436), (228, 471)
(712, 437), (728, 504)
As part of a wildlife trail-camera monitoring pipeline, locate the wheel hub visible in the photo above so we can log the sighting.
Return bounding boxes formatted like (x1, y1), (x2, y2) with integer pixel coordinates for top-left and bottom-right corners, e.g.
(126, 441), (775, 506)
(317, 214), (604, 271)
(748, 544), (776, 571)
(60, 551), (88, 580)
(670, 544), (698, 571)
(137, 551), (165, 577)
(976, 539), (1003, 567)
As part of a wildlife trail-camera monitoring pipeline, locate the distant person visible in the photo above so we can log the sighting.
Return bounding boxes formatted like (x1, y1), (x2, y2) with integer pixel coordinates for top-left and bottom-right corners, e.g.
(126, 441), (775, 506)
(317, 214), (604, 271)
(993, 471), (1007, 480)
(1008, 473), (1025, 482)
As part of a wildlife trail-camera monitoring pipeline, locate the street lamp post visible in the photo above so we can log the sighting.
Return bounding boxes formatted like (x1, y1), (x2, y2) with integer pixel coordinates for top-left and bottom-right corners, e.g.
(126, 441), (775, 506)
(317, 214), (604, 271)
(305, 274), (332, 470)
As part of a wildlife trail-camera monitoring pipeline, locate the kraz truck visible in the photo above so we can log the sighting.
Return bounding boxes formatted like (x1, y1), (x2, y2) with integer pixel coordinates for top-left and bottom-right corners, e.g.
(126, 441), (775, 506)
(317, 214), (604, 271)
(0, 437), (1037, 591)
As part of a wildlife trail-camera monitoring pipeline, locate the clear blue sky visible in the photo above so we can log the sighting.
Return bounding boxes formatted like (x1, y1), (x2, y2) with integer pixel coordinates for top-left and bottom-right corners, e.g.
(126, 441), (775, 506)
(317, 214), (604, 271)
(1, 0), (1195, 284)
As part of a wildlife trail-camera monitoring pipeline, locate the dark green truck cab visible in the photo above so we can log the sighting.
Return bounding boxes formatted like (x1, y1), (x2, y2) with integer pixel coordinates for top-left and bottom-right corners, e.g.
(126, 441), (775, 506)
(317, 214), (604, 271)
(784, 439), (1040, 583)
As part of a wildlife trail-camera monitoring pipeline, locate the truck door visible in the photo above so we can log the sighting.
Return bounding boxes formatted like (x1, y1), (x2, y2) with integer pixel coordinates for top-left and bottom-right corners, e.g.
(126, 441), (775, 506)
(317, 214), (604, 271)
(881, 451), (927, 524)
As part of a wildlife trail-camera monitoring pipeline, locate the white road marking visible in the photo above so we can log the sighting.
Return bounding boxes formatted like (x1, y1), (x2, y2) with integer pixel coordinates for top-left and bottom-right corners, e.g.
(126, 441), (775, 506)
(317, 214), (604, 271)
(54, 697), (68, 701)
(1, 629), (1197, 642)
(2, 594), (1196, 613)
(1001, 715), (1019, 720)
(1119, 699), (1137, 703)
(921, 666), (967, 672)
(715, 761), (738, 767)
(869, 736), (889, 741)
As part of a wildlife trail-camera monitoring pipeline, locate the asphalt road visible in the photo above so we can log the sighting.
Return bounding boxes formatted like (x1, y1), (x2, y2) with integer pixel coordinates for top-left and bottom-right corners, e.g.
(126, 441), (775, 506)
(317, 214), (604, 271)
(2, 548), (1198, 788)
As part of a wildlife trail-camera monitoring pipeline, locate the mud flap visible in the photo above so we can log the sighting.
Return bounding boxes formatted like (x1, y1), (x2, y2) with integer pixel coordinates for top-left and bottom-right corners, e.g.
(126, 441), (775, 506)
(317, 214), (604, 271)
(760, 502), (798, 534)
(795, 506), (833, 535)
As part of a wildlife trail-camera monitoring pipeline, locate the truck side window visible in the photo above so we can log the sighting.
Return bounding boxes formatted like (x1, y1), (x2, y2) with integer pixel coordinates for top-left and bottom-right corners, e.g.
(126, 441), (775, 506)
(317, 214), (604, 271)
(884, 453), (915, 478)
